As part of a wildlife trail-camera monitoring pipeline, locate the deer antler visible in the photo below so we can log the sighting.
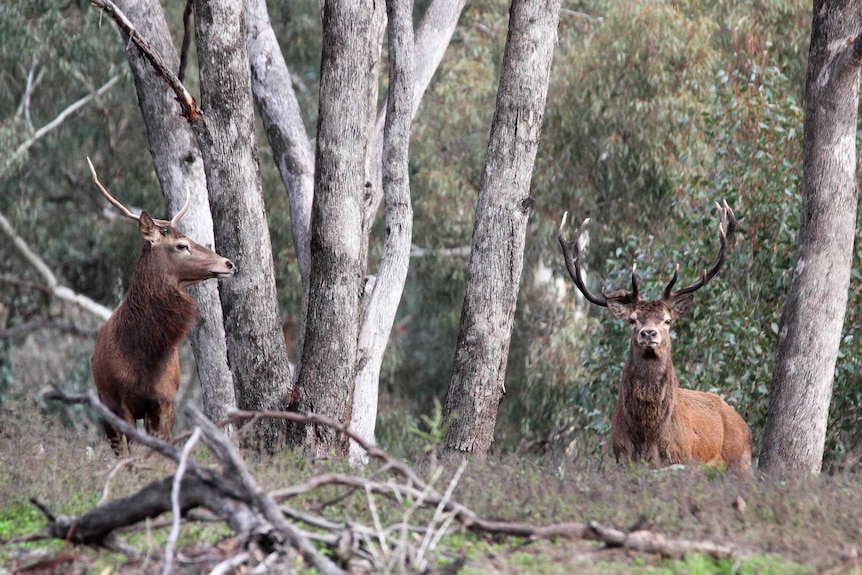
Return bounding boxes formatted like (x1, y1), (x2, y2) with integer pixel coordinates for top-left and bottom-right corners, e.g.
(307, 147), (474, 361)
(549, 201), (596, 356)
(170, 187), (191, 227)
(87, 157), (191, 227)
(662, 200), (737, 302)
(88, 156), (140, 222)
(558, 213), (639, 307)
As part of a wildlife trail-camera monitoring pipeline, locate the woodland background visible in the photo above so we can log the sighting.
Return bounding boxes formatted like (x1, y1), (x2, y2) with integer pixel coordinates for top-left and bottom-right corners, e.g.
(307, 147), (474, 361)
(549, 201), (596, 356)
(2, 0), (861, 470)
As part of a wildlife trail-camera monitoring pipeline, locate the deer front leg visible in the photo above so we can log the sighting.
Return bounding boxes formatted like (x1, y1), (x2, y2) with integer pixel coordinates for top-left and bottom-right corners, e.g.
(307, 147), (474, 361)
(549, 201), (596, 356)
(144, 400), (175, 441)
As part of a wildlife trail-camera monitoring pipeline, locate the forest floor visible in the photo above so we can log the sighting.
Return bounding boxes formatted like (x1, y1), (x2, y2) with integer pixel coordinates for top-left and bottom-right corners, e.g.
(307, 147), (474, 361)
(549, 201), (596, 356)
(1, 400), (860, 575)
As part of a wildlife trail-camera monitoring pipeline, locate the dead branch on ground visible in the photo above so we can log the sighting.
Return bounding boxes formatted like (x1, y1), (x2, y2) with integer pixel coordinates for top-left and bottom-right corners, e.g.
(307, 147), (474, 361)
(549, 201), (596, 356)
(39, 388), (748, 573)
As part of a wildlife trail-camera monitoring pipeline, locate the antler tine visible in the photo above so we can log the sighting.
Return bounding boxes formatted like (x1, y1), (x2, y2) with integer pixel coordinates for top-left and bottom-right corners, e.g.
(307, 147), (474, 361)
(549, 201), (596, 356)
(170, 187), (192, 227)
(87, 157), (140, 222)
(664, 200), (737, 302)
(558, 212), (608, 307)
(662, 263), (680, 300)
(630, 263), (639, 301)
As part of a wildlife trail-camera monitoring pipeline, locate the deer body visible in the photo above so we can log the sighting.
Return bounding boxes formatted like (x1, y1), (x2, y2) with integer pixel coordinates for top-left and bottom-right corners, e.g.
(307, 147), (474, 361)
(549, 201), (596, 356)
(559, 202), (752, 472)
(88, 160), (234, 454)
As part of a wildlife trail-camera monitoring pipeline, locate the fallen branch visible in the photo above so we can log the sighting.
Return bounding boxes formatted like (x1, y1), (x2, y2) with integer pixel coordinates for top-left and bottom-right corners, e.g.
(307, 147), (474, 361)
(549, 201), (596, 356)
(44, 389), (344, 575)
(41, 389), (746, 573)
(585, 521), (740, 559)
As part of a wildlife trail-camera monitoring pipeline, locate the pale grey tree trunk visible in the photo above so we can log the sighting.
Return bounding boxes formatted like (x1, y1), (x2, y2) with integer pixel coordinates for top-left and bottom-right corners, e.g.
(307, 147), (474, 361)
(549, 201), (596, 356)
(192, 0), (293, 449)
(760, 0), (862, 475)
(241, 0), (466, 456)
(349, 0), (415, 465)
(442, 0), (561, 458)
(363, 0), (466, 259)
(243, 0), (315, 373)
(114, 0), (236, 424)
(291, 0), (372, 457)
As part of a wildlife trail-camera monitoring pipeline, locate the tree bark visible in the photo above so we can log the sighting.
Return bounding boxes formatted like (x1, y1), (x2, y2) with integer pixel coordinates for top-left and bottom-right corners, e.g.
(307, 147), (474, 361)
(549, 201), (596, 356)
(113, 0), (237, 424)
(760, 0), (862, 474)
(349, 0), (415, 465)
(243, 0), (315, 373)
(192, 0), (293, 448)
(362, 0), (467, 262)
(291, 0), (372, 457)
(442, 0), (561, 458)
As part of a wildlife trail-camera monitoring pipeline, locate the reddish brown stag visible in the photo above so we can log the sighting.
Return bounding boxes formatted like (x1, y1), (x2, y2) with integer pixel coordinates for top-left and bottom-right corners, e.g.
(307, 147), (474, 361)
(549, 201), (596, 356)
(558, 201), (752, 472)
(88, 159), (235, 455)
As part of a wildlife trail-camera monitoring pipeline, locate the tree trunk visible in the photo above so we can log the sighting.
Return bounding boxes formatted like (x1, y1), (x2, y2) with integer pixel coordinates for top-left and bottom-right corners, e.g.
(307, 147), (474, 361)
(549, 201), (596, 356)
(114, 0), (236, 423)
(291, 0), (372, 457)
(362, 0), (467, 261)
(243, 0), (315, 373)
(759, 0), (862, 474)
(349, 0), (415, 465)
(442, 0), (561, 458)
(192, 0), (293, 449)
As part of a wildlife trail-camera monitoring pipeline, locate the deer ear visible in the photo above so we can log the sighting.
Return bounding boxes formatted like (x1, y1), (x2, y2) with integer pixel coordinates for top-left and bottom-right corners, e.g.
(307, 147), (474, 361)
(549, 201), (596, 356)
(607, 299), (633, 321)
(671, 294), (694, 319)
(139, 211), (159, 244)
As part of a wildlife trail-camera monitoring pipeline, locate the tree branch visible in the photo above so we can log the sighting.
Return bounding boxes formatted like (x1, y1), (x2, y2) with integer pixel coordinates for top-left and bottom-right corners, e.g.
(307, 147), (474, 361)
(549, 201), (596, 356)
(89, 0), (198, 121)
(0, 212), (113, 321)
(0, 74), (119, 180)
(40, 394), (746, 569)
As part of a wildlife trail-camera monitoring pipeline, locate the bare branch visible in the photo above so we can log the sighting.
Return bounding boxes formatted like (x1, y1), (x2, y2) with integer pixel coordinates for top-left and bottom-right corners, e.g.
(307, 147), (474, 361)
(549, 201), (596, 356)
(89, 0), (198, 121)
(162, 427), (202, 575)
(0, 211), (113, 321)
(585, 520), (740, 559)
(185, 407), (345, 575)
(0, 74), (119, 180)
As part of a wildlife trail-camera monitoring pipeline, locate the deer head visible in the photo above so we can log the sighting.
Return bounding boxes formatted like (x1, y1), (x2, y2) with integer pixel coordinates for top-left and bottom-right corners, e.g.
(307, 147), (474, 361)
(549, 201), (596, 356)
(557, 201), (737, 359)
(87, 157), (235, 290)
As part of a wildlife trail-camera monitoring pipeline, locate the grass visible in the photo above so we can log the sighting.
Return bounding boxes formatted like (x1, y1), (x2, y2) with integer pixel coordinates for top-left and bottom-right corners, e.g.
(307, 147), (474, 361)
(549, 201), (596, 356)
(1, 403), (860, 574)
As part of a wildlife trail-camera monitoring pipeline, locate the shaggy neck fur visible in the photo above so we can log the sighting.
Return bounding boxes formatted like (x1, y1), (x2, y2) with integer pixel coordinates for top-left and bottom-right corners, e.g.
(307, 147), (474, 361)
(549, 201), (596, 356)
(114, 244), (197, 373)
(619, 341), (678, 460)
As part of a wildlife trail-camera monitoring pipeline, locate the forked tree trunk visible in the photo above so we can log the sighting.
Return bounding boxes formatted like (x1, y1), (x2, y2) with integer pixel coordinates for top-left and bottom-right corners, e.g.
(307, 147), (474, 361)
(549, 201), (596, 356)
(192, 0), (293, 449)
(243, 0), (315, 372)
(113, 0), (236, 423)
(759, 0), (862, 474)
(349, 0), (415, 465)
(291, 0), (372, 457)
(442, 0), (561, 458)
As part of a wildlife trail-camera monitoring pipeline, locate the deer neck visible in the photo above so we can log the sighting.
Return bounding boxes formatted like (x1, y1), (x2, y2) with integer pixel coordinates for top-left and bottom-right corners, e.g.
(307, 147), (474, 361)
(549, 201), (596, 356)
(114, 253), (197, 367)
(619, 344), (679, 442)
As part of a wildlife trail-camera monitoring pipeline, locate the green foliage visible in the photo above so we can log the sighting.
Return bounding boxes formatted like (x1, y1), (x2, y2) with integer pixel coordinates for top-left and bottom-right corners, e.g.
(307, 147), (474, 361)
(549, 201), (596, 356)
(507, 0), (819, 466)
(0, 499), (44, 539)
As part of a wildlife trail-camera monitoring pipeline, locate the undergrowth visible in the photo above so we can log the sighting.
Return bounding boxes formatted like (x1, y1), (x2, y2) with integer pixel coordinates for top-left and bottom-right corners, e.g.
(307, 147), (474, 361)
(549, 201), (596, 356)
(1, 401), (858, 574)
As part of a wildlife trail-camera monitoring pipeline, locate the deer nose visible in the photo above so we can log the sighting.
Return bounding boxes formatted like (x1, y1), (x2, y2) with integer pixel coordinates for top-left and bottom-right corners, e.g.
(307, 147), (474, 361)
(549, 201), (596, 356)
(640, 328), (658, 341)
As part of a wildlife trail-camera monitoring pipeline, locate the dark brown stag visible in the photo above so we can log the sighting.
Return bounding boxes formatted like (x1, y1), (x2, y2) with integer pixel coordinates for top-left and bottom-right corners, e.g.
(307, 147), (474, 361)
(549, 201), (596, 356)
(88, 158), (235, 455)
(558, 201), (752, 472)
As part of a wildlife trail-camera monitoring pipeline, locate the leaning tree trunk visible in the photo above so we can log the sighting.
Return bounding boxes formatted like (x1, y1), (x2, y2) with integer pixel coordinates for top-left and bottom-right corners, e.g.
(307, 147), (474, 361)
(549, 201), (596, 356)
(113, 0), (237, 424)
(192, 0), (293, 449)
(441, 0), (561, 458)
(291, 0), (372, 457)
(759, 0), (862, 475)
(349, 0), (415, 465)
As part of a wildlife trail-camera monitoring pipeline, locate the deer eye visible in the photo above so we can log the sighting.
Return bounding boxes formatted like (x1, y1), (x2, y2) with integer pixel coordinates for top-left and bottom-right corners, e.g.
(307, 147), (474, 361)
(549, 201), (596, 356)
(628, 318), (637, 326)
(176, 243), (190, 252)
(665, 318), (672, 326)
